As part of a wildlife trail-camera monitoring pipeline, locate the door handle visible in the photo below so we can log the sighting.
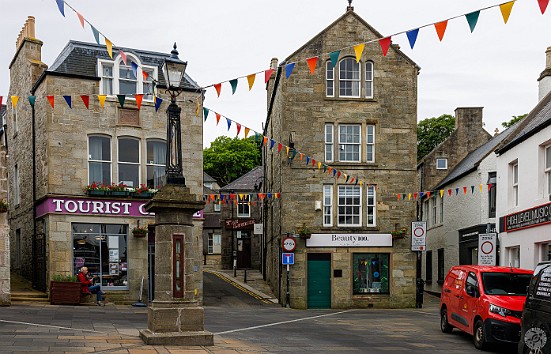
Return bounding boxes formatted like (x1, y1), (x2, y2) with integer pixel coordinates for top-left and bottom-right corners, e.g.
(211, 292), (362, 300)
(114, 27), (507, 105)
(444, 289), (451, 293)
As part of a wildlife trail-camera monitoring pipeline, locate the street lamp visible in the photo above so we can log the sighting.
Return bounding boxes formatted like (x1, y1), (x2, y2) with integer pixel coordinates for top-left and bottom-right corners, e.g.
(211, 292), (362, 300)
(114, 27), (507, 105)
(161, 43), (187, 185)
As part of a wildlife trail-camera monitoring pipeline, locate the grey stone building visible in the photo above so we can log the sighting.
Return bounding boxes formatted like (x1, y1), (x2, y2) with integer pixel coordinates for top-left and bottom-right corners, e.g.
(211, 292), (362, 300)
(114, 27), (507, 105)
(7, 17), (204, 303)
(0, 104), (9, 305)
(264, 5), (419, 309)
(202, 172), (223, 268)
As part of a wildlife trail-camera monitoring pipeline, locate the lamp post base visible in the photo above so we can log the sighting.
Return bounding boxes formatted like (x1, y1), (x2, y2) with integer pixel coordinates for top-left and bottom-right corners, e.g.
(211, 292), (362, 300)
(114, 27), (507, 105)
(139, 330), (213, 346)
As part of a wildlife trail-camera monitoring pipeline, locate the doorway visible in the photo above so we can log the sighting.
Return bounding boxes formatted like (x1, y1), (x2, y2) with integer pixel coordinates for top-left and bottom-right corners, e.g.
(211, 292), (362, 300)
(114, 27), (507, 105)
(307, 253), (331, 308)
(237, 235), (251, 269)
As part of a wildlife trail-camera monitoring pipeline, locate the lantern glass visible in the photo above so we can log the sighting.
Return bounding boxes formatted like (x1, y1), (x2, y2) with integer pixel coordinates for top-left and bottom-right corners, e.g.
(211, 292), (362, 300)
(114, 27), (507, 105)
(162, 59), (187, 89)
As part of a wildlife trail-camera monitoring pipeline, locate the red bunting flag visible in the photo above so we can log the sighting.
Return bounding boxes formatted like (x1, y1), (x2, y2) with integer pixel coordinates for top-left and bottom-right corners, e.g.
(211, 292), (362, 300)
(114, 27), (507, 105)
(539, 0), (549, 14)
(214, 83), (222, 97)
(312, 159), (316, 167)
(337, 171), (341, 179)
(142, 70), (149, 80)
(350, 177), (355, 184)
(413, 192), (418, 200)
(215, 113), (221, 125)
(277, 143), (282, 152)
(434, 20), (448, 41)
(76, 12), (85, 29)
(397, 194), (401, 201)
(236, 123), (241, 136)
(379, 37), (392, 57)
(0, 96), (3, 108)
(80, 95), (89, 109)
(265, 69), (275, 83)
(463, 186), (467, 195)
(306, 57), (318, 74)
(447, 189), (452, 196)
(119, 50), (127, 65)
(134, 94), (143, 110)
(426, 191), (431, 199)
(487, 183), (493, 192)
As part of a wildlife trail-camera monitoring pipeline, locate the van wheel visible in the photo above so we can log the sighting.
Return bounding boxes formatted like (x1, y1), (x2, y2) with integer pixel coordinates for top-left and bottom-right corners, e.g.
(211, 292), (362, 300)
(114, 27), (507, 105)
(473, 319), (487, 350)
(440, 308), (453, 333)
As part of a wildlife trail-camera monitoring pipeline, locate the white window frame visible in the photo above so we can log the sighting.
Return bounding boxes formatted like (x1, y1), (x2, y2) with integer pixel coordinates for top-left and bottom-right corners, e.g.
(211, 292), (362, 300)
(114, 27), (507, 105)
(323, 185), (333, 227)
(326, 61), (334, 97)
(146, 139), (166, 189)
(339, 124), (361, 162)
(432, 196), (437, 225)
(512, 162), (519, 207)
(237, 195), (250, 218)
(366, 185), (376, 226)
(208, 234), (221, 254)
(118, 137), (140, 188)
(88, 135), (112, 185)
(214, 202), (221, 212)
(546, 145), (551, 196)
(366, 125), (375, 163)
(436, 158), (448, 170)
(338, 58), (360, 98)
(337, 185), (362, 227)
(325, 124), (334, 162)
(365, 61), (374, 98)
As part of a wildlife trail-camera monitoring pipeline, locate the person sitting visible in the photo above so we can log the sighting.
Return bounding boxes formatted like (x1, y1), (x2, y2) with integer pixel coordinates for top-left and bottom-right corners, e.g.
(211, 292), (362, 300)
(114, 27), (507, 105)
(77, 266), (106, 306)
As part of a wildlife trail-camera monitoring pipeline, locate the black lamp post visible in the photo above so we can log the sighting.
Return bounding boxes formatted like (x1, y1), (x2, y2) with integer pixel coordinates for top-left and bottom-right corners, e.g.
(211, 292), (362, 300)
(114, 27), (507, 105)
(161, 43), (188, 185)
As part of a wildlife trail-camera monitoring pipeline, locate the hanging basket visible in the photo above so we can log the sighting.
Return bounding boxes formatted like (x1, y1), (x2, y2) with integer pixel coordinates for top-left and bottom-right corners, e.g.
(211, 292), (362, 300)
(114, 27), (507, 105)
(299, 233), (311, 240)
(132, 231), (147, 238)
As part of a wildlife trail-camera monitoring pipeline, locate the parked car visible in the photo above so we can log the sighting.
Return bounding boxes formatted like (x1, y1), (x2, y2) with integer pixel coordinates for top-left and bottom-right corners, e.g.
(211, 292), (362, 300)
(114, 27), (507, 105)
(518, 261), (551, 354)
(440, 265), (533, 350)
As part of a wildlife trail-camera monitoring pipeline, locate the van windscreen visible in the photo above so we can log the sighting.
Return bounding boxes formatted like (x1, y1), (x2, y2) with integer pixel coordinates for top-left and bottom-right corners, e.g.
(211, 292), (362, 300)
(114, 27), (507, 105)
(481, 272), (531, 295)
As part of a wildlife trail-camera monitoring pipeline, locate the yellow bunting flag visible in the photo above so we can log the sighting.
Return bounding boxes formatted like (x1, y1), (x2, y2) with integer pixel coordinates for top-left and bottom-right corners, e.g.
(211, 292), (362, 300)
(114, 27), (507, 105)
(97, 95), (107, 108)
(105, 38), (113, 59)
(408, 193), (412, 201)
(353, 43), (365, 63)
(244, 127), (250, 139)
(500, 1), (515, 24)
(359, 181), (363, 187)
(479, 184), (483, 193)
(440, 190), (444, 198)
(286, 146), (290, 155)
(11, 96), (19, 109)
(246, 74), (256, 91)
(317, 162), (322, 169)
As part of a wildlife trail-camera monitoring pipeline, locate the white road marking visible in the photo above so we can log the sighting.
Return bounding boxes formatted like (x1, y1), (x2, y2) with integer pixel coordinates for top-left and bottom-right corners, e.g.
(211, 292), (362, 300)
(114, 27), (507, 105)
(0, 319), (105, 333)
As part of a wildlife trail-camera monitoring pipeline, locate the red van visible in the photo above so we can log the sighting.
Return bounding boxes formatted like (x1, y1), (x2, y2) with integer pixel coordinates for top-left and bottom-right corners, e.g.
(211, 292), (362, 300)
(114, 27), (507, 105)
(440, 265), (532, 350)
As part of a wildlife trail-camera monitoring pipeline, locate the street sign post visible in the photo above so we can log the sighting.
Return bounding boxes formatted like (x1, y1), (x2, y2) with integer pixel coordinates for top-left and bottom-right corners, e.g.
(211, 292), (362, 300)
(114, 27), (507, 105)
(282, 237), (297, 252)
(411, 221), (426, 251)
(281, 252), (294, 308)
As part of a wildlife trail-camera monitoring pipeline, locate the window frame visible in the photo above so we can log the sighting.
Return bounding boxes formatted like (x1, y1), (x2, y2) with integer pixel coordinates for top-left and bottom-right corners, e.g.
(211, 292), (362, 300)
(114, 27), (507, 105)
(325, 61), (334, 97)
(512, 162), (519, 207)
(338, 124), (361, 162)
(432, 196), (437, 225)
(338, 57), (361, 98)
(436, 158), (448, 170)
(237, 195), (250, 218)
(88, 135), (112, 186)
(546, 145), (551, 196)
(366, 124), (375, 163)
(118, 137), (141, 188)
(325, 124), (334, 162)
(488, 172), (497, 218)
(337, 185), (362, 227)
(323, 185), (333, 227)
(146, 139), (166, 189)
(365, 61), (374, 98)
(98, 54), (158, 100)
(352, 253), (390, 295)
(366, 185), (376, 227)
(440, 194), (444, 223)
(208, 234), (222, 254)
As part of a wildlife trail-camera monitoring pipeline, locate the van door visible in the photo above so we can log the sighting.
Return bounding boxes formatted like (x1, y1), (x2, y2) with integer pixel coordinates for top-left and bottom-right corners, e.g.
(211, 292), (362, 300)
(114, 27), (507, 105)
(448, 269), (470, 330)
(461, 271), (480, 333)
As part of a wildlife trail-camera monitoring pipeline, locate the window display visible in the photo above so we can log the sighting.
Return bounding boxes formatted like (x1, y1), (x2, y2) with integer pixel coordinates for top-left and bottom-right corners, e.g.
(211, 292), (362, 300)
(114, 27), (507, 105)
(353, 253), (389, 294)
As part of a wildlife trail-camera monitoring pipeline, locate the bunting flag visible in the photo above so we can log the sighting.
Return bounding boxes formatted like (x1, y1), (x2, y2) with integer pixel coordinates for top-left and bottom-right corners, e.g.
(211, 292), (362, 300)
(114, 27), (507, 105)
(226, 117), (231, 131)
(285, 63), (295, 79)
(329, 50), (340, 68)
(154, 96), (162, 112)
(236, 123), (242, 136)
(203, 108), (209, 121)
(448, 189), (452, 196)
(465, 11), (480, 33)
(246, 74), (256, 90)
(439, 189), (444, 198)
(270, 139), (276, 150)
(134, 94), (143, 110)
(119, 50), (127, 65)
(265, 68), (275, 83)
(55, 0), (65, 17)
(539, 0), (549, 14)
(230, 79), (238, 94)
(471, 186), (475, 194)
(488, 183), (493, 191)
(105, 38), (113, 59)
(11, 96), (19, 109)
(263, 136), (268, 146)
(117, 94), (125, 108)
(91, 25), (100, 45)
(434, 20), (448, 41)
(0, 96), (2, 108)
(214, 83), (222, 97)
(277, 143), (282, 153)
(98, 95), (107, 109)
(406, 29), (419, 49)
(63, 95), (72, 108)
(142, 70), (149, 81)
(463, 186), (467, 195)
(131, 62), (139, 79)
(306, 57), (318, 74)
(28, 96), (36, 108)
(379, 37), (392, 57)
(244, 127), (250, 138)
(76, 12), (85, 28)
(216, 113), (221, 125)
(80, 95), (89, 109)
(455, 188), (459, 196)
(353, 43), (365, 63)
(500, 1), (515, 24)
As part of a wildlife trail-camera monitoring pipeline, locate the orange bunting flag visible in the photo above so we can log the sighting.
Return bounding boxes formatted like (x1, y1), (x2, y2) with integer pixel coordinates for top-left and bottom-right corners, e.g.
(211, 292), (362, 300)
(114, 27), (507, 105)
(214, 83), (222, 97)
(244, 127), (250, 139)
(463, 186), (467, 195)
(306, 57), (318, 74)
(236, 123), (242, 137)
(134, 94), (143, 110)
(98, 95), (107, 108)
(277, 143), (282, 153)
(142, 70), (149, 80)
(379, 37), (391, 57)
(80, 95), (90, 109)
(76, 12), (85, 29)
(119, 50), (127, 65)
(327, 167), (333, 175)
(263, 136), (268, 146)
(397, 194), (401, 201)
(299, 153), (304, 161)
(105, 38), (114, 59)
(440, 190), (444, 198)
(500, 1), (515, 24)
(265, 68), (275, 83)
(539, 0), (549, 14)
(426, 191), (431, 199)
(46, 95), (55, 108)
(434, 20), (448, 41)
(11, 96), (19, 109)
(215, 113), (221, 125)
(353, 43), (365, 63)
(247, 74), (256, 91)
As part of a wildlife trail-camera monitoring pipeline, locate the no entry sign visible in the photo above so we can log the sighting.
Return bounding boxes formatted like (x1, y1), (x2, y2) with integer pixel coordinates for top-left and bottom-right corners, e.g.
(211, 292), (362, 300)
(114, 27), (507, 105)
(411, 221), (426, 251)
(478, 233), (497, 265)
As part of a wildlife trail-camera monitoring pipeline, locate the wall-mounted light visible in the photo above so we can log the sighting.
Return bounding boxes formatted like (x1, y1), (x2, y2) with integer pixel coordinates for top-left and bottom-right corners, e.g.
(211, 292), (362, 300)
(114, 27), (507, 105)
(315, 201), (322, 211)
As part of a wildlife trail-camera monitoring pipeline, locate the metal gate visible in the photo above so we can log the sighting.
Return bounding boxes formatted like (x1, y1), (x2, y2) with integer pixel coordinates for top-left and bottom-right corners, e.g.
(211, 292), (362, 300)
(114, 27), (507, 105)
(32, 232), (46, 292)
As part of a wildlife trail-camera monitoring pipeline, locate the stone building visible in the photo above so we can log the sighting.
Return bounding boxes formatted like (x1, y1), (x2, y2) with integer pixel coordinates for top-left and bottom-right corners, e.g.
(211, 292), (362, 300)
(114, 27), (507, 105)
(264, 5), (419, 309)
(7, 17), (204, 303)
(0, 104), (9, 305)
(202, 172), (223, 268)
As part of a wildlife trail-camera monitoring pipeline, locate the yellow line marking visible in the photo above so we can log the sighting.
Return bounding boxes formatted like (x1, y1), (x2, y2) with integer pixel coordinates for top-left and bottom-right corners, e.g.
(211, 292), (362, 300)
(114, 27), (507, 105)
(204, 270), (272, 304)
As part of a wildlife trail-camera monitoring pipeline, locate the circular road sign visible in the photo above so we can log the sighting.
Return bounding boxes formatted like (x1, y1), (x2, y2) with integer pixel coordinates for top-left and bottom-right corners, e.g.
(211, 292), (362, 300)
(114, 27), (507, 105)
(413, 226), (425, 238)
(282, 237), (297, 252)
(481, 241), (494, 255)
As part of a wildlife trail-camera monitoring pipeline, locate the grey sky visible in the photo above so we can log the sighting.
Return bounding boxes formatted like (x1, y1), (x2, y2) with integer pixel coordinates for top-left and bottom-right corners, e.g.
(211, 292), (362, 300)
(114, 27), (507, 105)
(1, 0), (550, 147)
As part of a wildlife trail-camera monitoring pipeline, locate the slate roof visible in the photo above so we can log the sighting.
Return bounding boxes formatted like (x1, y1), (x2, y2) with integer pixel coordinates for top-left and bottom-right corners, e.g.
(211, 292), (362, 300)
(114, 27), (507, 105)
(435, 126), (516, 190)
(203, 172), (216, 183)
(46, 40), (199, 90)
(220, 166), (263, 192)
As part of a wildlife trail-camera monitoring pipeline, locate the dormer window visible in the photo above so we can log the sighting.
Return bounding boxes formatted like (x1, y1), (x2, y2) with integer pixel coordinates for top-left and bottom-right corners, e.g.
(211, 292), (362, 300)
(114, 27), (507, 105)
(99, 53), (157, 100)
(436, 158), (448, 170)
(326, 58), (375, 99)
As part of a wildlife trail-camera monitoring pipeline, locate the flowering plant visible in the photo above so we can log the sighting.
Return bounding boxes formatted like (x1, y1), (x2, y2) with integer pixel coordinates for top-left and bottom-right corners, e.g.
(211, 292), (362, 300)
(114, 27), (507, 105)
(134, 184), (150, 193)
(297, 224), (311, 239)
(108, 182), (128, 191)
(132, 225), (148, 235)
(391, 228), (408, 238)
(85, 182), (110, 191)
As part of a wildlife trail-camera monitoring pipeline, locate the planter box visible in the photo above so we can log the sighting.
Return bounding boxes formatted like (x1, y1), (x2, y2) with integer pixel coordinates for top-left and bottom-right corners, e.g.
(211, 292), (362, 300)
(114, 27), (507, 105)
(133, 232), (148, 238)
(87, 190), (108, 197)
(50, 281), (81, 305)
(132, 192), (153, 198)
(109, 191), (129, 197)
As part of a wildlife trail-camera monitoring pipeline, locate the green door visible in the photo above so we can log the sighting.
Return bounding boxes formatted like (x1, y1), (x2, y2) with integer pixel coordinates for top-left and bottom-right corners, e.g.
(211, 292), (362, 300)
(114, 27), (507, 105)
(307, 253), (331, 308)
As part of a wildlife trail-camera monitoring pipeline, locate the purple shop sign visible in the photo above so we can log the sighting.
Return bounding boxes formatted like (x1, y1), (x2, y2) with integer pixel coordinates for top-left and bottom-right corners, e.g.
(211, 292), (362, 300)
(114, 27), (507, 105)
(36, 197), (204, 219)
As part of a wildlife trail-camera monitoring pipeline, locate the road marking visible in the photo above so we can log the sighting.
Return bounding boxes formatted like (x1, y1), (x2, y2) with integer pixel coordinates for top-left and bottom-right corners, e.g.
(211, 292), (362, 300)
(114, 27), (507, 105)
(0, 319), (105, 333)
(214, 310), (354, 335)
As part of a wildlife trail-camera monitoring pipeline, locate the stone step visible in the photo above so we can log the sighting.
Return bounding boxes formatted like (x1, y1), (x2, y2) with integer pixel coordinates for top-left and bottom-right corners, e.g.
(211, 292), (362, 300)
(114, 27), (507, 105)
(11, 296), (49, 303)
(11, 292), (48, 299)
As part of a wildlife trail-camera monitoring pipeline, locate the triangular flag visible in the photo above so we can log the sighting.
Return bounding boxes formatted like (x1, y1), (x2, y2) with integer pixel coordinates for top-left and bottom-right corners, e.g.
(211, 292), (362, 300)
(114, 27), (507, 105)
(98, 95), (107, 109)
(55, 0), (65, 17)
(426, 191), (431, 199)
(306, 57), (318, 74)
(408, 193), (412, 201)
(480, 184), (484, 193)
(76, 12), (85, 28)
(246, 74), (256, 91)
(142, 70), (149, 81)
(214, 83), (222, 97)
(406, 29), (419, 49)
(448, 189), (452, 196)
(420, 192), (425, 199)
(91, 25), (101, 45)
(440, 190), (444, 198)
(312, 159), (316, 167)
(285, 63), (295, 79)
(329, 51), (340, 68)
(270, 139), (275, 150)
(229, 79), (238, 95)
(286, 146), (290, 156)
(463, 186), (467, 195)
(119, 50), (127, 65)
(105, 38), (113, 59)
(244, 127), (250, 138)
(117, 95), (125, 108)
(306, 156), (310, 165)
(353, 43), (365, 63)
(131, 62), (138, 79)
(397, 194), (402, 201)
(434, 20), (448, 41)
(28, 96), (36, 107)
(63, 95), (72, 108)
(46, 96), (54, 108)
(134, 94), (143, 110)
(414, 192), (418, 200)
(500, 1), (515, 24)
(488, 183), (493, 192)
(471, 186), (475, 194)
(11, 96), (19, 109)
(465, 11), (480, 33)
(236, 123), (242, 136)
(455, 188), (459, 195)
(215, 113), (221, 125)
(263, 136), (268, 146)
(203, 108), (209, 121)
(277, 143), (282, 153)
(379, 37), (392, 56)
(226, 117), (232, 131)
(0, 96), (2, 108)
(265, 68), (275, 83)
(80, 95), (89, 109)
(154, 96), (163, 112)
(337, 171), (341, 179)
(539, 0), (549, 14)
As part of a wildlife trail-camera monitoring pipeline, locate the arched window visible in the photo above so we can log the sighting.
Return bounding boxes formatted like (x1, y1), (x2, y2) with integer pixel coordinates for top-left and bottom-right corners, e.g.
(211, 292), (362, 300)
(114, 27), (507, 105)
(339, 58), (360, 97)
(325, 58), (374, 98)
(99, 53), (157, 100)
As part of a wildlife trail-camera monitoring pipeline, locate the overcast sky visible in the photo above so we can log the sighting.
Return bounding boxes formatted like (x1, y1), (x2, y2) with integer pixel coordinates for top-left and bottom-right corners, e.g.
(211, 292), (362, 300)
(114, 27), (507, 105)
(1, 0), (550, 147)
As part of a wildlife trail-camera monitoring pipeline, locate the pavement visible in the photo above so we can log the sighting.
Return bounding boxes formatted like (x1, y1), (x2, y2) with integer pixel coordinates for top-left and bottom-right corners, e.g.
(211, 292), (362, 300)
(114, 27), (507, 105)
(1, 269), (442, 353)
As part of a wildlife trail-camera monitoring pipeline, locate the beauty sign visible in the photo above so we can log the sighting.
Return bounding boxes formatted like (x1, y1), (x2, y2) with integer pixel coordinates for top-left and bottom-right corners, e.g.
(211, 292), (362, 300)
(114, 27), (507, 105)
(411, 221), (426, 251)
(478, 233), (497, 265)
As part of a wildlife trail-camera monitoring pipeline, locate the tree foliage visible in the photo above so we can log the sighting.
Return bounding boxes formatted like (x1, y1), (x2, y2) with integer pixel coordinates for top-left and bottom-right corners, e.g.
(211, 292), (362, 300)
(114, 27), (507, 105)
(417, 114), (455, 161)
(501, 114), (527, 128)
(203, 136), (262, 186)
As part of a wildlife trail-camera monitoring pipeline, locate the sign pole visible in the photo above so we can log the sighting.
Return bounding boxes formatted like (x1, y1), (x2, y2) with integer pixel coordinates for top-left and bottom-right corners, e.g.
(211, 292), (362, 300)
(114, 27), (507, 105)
(286, 264), (290, 308)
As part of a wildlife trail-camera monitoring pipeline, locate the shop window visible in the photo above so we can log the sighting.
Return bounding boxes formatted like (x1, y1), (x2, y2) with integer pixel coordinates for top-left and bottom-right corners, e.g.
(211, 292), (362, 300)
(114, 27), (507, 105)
(323, 185), (333, 227)
(88, 135), (112, 185)
(339, 124), (361, 162)
(437, 248), (445, 284)
(426, 250), (433, 283)
(146, 139), (166, 189)
(353, 253), (389, 294)
(338, 185), (361, 226)
(118, 137), (140, 188)
(208, 234), (221, 254)
(237, 195), (250, 218)
(488, 172), (497, 218)
(72, 223), (128, 290)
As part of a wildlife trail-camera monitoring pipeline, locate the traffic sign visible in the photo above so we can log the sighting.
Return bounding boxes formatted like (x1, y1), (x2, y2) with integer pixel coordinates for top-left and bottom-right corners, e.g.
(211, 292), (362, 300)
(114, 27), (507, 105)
(478, 233), (497, 265)
(282, 253), (295, 265)
(282, 237), (297, 252)
(411, 221), (426, 251)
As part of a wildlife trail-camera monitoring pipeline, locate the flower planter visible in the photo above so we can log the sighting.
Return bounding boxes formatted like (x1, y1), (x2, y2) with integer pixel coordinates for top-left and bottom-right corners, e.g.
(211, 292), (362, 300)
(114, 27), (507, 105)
(109, 191), (129, 197)
(299, 233), (311, 240)
(49, 281), (81, 305)
(132, 192), (153, 198)
(132, 232), (147, 238)
(87, 190), (108, 197)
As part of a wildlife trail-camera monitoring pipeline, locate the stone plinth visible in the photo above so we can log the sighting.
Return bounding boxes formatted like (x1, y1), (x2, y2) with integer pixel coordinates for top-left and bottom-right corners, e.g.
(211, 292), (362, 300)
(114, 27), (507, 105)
(139, 184), (213, 346)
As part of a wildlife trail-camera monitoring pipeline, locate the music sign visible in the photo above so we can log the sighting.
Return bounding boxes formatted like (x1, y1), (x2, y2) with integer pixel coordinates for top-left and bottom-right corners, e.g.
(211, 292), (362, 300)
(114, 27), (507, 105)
(478, 233), (497, 265)
(411, 221), (426, 251)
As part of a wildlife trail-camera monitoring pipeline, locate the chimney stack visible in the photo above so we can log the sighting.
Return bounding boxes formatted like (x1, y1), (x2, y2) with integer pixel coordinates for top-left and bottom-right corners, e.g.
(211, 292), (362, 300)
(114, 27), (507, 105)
(16, 16), (36, 50)
(538, 46), (551, 101)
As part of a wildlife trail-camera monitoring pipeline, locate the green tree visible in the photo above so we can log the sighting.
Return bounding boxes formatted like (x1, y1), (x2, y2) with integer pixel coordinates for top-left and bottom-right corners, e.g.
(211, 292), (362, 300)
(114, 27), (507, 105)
(501, 114), (527, 129)
(417, 114), (455, 161)
(203, 136), (261, 186)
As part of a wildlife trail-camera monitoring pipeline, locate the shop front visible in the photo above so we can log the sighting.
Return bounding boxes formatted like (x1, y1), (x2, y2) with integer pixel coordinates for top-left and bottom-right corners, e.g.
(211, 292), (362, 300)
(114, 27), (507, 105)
(458, 224), (497, 265)
(224, 218), (260, 270)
